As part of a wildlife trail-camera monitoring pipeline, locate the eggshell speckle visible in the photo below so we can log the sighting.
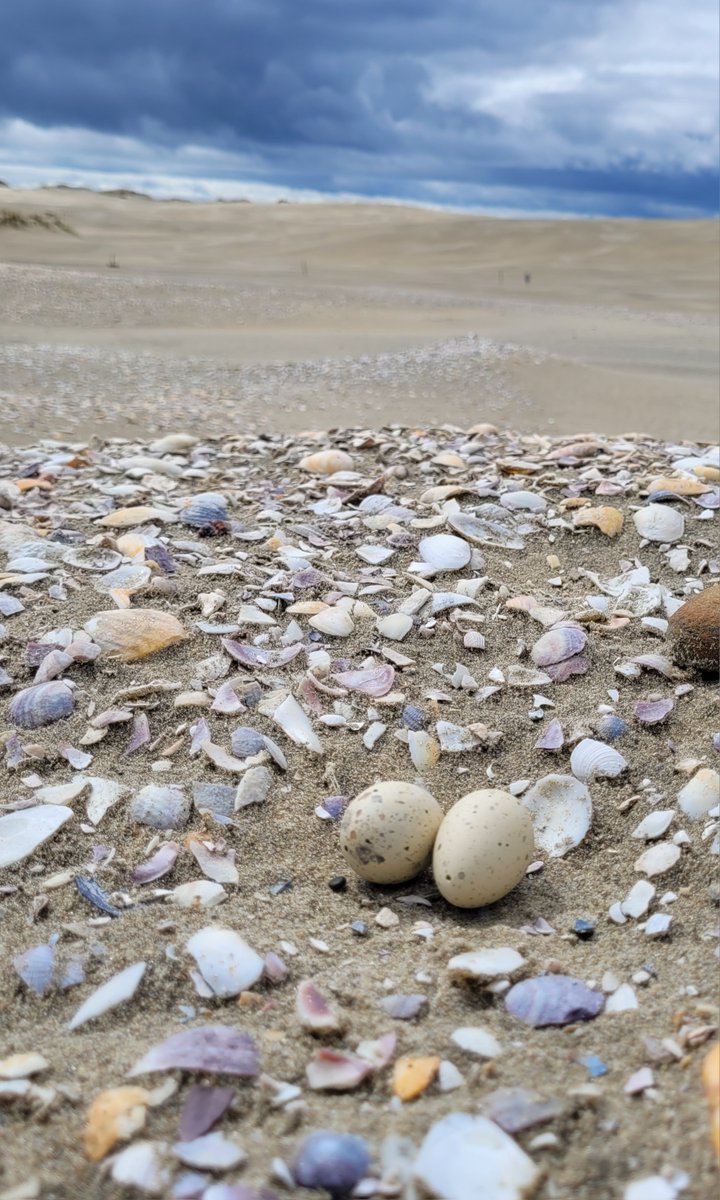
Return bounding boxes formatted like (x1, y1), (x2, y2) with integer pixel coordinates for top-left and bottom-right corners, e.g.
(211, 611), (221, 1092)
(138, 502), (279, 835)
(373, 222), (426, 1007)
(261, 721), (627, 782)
(339, 780), (443, 884)
(432, 789), (534, 908)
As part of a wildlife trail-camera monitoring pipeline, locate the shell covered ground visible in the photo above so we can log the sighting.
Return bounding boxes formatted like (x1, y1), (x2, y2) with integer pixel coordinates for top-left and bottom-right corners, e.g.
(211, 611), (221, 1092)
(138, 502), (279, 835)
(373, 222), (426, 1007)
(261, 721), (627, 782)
(0, 424), (718, 1200)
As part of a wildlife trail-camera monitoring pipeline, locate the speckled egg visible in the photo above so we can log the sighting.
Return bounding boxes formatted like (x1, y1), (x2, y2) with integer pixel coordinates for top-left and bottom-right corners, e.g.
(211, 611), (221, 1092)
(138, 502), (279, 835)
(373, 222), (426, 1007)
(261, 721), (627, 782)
(432, 789), (534, 907)
(339, 780), (443, 884)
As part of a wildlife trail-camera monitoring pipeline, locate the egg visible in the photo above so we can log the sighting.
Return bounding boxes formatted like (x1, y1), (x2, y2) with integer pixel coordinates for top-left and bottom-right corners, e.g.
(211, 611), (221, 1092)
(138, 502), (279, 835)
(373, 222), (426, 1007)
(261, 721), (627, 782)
(339, 780), (443, 884)
(432, 789), (534, 908)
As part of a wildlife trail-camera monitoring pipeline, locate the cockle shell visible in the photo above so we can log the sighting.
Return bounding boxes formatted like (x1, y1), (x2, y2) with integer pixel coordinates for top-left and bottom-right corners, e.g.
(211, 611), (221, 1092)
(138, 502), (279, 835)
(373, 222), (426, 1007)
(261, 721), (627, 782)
(415, 534), (471, 573)
(84, 609), (187, 660)
(633, 504), (684, 543)
(299, 450), (354, 474)
(180, 492), (229, 534)
(96, 506), (169, 528)
(521, 775), (591, 857)
(570, 738), (627, 782)
(185, 928), (264, 998)
(8, 680), (75, 728)
(505, 975), (604, 1027)
(530, 625), (587, 666)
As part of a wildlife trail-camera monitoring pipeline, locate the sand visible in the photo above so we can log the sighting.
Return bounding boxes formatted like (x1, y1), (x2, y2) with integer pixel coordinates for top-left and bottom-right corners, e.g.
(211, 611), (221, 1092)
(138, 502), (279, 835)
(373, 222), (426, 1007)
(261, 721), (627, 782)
(0, 188), (718, 445)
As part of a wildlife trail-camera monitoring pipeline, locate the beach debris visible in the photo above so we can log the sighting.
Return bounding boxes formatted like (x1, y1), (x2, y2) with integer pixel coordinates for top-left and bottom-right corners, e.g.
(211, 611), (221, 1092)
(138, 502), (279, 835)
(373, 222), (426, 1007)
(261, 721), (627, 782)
(129, 1026), (260, 1078)
(185, 929), (264, 999)
(299, 450), (354, 474)
(296, 980), (344, 1035)
(505, 975), (604, 1026)
(0, 805), (73, 869)
(178, 1085), (234, 1142)
(447, 947), (526, 983)
(339, 780), (442, 884)
(393, 1056), (439, 1101)
(432, 790), (534, 907)
(573, 506), (624, 536)
(633, 504), (685, 543)
(68, 962), (146, 1031)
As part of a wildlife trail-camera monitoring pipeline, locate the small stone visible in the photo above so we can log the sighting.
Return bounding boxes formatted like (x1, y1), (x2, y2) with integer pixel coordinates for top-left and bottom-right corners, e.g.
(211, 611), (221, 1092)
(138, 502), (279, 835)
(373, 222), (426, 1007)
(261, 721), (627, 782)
(451, 1027), (502, 1058)
(350, 921), (368, 937)
(328, 876), (347, 893)
(644, 913), (672, 937)
(375, 907), (399, 928)
(573, 919), (595, 939)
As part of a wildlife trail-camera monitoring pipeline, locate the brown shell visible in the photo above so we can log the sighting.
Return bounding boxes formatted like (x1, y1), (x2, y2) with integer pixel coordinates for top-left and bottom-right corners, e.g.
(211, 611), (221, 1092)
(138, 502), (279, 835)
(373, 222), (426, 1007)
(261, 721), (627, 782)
(668, 584), (720, 672)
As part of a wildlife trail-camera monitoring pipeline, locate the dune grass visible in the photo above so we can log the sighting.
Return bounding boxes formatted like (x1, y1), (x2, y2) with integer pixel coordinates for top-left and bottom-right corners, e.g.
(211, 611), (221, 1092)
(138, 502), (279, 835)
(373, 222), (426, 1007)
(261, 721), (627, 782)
(0, 209), (77, 234)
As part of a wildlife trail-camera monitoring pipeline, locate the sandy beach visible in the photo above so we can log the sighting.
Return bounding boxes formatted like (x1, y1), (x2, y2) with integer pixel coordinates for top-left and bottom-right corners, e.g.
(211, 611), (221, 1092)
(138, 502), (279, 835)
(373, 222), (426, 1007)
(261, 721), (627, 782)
(0, 188), (718, 444)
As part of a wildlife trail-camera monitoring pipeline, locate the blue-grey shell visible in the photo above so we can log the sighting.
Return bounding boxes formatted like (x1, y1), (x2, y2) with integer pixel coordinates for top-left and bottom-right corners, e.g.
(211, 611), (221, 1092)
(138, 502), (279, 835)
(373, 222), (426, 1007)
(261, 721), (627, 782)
(13, 943), (56, 994)
(130, 784), (191, 830)
(401, 704), (428, 731)
(505, 974), (604, 1027)
(192, 782), (236, 820)
(293, 1131), (371, 1197)
(8, 681), (75, 729)
(594, 713), (629, 742)
(230, 726), (266, 758)
(180, 491), (229, 533)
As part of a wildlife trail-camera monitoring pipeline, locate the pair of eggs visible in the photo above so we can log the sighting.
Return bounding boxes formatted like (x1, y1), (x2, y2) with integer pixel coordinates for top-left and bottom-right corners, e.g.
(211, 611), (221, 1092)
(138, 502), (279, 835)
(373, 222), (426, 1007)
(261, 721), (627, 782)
(339, 780), (534, 908)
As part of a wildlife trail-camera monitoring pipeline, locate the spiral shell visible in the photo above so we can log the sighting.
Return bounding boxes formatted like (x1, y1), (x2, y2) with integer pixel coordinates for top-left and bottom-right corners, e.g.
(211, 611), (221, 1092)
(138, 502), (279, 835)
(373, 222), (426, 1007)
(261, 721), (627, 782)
(179, 492), (229, 535)
(8, 680), (75, 729)
(633, 503), (684, 543)
(84, 609), (187, 660)
(530, 624), (587, 667)
(570, 738), (627, 782)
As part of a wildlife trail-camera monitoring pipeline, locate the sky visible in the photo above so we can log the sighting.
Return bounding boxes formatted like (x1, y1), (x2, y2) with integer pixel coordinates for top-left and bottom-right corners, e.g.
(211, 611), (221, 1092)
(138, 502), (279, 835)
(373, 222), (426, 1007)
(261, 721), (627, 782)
(0, 0), (717, 217)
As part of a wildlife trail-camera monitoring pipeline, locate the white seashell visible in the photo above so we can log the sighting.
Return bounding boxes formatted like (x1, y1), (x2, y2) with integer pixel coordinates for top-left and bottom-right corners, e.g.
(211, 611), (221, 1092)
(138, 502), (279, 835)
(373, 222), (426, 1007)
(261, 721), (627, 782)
(430, 592), (476, 615)
(259, 691), (323, 754)
(605, 984), (638, 1013)
(0, 805), (73, 869)
(63, 546), (123, 571)
(84, 776), (128, 825)
(631, 811), (674, 840)
(570, 739), (627, 782)
(620, 880), (655, 918)
(436, 721), (478, 753)
(499, 490), (547, 512)
(634, 842), (681, 877)
(0, 1053), (49, 1079)
(413, 1114), (539, 1200)
(309, 607), (355, 637)
(356, 544), (394, 565)
(234, 765), (272, 810)
(416, 534), (471, 574)
(450, 1027), (502, 1058)
(408, 729), (441, 772)
(110, 1141), (171, 1193)
(633, 504), (684, 544)
(94, 563), (151, 597)
(149, 432), (197, 453)
(521, 775), (591, 857)
(677, 768), (719, 819)
(447, 947), (526, 982)
(172, 1132), (246, 1170)
(376, 613), (413, 641)
(68, 962), (146, 1031)
(171, 881), (227, 908)
(185, 927), (264, 998)
(130, 785), (190, 830)
(299, 449), (354, 474)
(34, 778), (88, 805)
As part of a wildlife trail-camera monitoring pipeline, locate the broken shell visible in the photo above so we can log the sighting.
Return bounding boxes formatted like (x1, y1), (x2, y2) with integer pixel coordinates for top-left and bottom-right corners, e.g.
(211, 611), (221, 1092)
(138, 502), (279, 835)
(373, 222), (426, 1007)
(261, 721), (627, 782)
(84, 609), (187, 660)
(413, 1114), (539, 1200)
(8, 680), (75, 728)
(185, 928), (264, 998)
(63, 546), (123, 571)
(499, 490), (546, 512)
(677, 768), (720, 819)
(570, 738), (627, 782)
(305, 1049), (371, 1091)
(408, 729), (441, 773)
(417, 534), (471, 573)
(258, 691), (323, 754)
(633, 504), (684, 543)
(376, 613), (413, 641)
(132, 842), (180, 884)
(521, 775), (591, 857)
(94, 563), (151, 599)
(506, 975), (604, 1027)
(393, 1056), (440, 1101)
(1, 805), (74, 870)
(530, 625), (587, 667)
(573, 505), (624, 537)
(84, 1086), (150, 1160)
(180, 491), (229, 533)
(296, 980), (343, 1035)
(68, 962), (146, 1031)
(130, 785), (191, 830)
(634, 698), (674, 724)
(234, 765), (272, 810)
(230, 727), (266, 758)
(309, 608), (355, 638)
(299, 450), (354, 474)
(172, 881), (227, 908)
(333, 665), (395, 697)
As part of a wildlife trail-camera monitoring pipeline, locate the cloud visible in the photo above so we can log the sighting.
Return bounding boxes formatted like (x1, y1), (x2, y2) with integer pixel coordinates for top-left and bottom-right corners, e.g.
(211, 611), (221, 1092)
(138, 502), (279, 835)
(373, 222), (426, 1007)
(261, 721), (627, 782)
(0, 0), (716, 215)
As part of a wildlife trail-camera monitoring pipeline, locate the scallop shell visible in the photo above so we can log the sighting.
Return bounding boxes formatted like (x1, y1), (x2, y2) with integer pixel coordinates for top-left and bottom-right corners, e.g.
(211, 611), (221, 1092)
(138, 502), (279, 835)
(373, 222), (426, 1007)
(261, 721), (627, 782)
(308, 608), (355, 637)
(416, 534), (471, 573)
(8, 680), (75, 729)
(570, 738), (627, 782)
(129, 785), (190, 830)
(180, 492), (229, 534)
(299, 450), (354, 475)
(521, 774), (591, 857)
(84, 609), (187, 660)
(530, 625), (587, 667)
(633, 504), (684, 543)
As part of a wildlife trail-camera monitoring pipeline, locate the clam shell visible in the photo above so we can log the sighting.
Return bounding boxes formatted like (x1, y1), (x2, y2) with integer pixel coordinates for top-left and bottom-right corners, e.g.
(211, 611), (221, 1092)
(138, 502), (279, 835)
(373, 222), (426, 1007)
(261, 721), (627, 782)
(299, 450), (354, 474)
(570, 738), (627, 782)
(62, 547), (123, 571)
(521, 774), (591, 857)
(84, 609), (187, 660)
(130, 785), (190, 830)
(530, 625), (587, 667)
(499, 490), (546, 512)
(97, 506), (169, 528)
(633, 504), (684, 543)
(8, 680), (75, 728)
(180, 492), (229, 534)
(677, 768), (720, 819)
(448, 505), (524, 550)
(376, 613), (413, 641)
(634, 698), (674, 724)
(416, 534), (471, 573)
(0, 805), (74, 869)
(94, 564), (151, 598)
(308, 608), (355, 637)
(505, 975), (604, 1027)
(185, 928), (264, 998)
(258, 691), (323, 754)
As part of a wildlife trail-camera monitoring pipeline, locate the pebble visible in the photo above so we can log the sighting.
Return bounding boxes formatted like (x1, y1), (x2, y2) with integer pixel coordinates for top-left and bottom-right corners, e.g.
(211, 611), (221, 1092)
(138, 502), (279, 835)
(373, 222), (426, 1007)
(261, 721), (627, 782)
(505, 974), (604, 1026)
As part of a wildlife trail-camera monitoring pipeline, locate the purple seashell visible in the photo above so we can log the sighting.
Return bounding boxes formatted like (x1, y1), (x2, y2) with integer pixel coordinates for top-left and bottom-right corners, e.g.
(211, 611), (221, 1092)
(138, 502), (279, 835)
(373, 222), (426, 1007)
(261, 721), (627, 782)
(230, 726), (266, 758)
(190, 717), (211, 753)
(293, 1131), (371, 1197)
(145, 542), (176, 573)
(479, 1086), (564, 1133)
(505, 975), (604, 1027)
(534, 717), (564, 751)
(377, 993), (428, 1020)
(132, 840), (180, 884)
(401, 704), (429, 731)
(129, 1025), (260, 1078)
(221, 638), (268, 667)
(544, 654), (590, 682)
(263, 951), (289, 984)
(13, 942), (56, 994)
(595, 713), (629, 742)
(180, 492), (229, 534)
(58, 744), (93, 769)
(531, 625), (587, 667)
(122, 711), (151, 756)
(4, 731), (25, 768)
(172, 1172), (211, 1200)
(178, 1084), (234, 1142)
(634, 698), (674, 725)
(316, 795), (349, 821)
(694, 488), (720, 509)
(292, 567), (324, 589)
(202, 1187), (279, 1200)
(9, 680), (75, 729)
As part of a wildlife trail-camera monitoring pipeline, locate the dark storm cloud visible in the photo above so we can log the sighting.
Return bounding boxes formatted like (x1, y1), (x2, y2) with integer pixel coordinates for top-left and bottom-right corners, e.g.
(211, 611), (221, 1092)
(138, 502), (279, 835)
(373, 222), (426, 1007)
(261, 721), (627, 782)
(0, 0), (716, 214)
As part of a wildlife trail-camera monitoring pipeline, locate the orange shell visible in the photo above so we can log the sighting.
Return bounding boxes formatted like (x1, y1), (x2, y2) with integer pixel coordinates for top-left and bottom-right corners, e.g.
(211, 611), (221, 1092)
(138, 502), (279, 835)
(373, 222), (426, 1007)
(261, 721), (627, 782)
(84, 1085), (149, 1160)
(392, 1055), (439, 1101)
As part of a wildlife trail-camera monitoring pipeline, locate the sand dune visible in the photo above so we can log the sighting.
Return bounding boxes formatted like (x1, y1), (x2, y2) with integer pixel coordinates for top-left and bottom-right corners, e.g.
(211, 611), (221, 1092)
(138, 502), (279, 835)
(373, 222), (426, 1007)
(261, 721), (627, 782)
(0, 187), (717, 442)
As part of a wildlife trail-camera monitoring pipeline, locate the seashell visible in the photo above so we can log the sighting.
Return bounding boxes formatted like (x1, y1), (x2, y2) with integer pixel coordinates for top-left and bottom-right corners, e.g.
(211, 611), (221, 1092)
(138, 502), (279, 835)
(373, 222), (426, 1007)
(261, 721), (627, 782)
(631, 811), (674, 841)
(172, 1132), (246, 1171)
(451, 1027), (502, 1058)
(505, 975), (604, 1027)
(0, 804), (73, 869)
(376, 613), (413, 641)
(299, 449), (354, 474)
(128, 1026), (260, 1079)
(84, 1085), (150, 1161)
(12, 942), (56, 994)
(296, 979), (344, 1035)
(594, 713), (628, 742)
(415, 534), (471, 574)
(130, 785), (191, 830)
(172, 881), (228, 908)
(634, 698), (674, 724)
(192, 782), (236, 821)
(620, 879), (655, 917)
(258, 690), (323, 754)
(448, 506), (525, 550)
(668, 584), (720, 672)
(8, 680), (75, 728)
(570, 738), (627, 782)
(180, 492), (229, 534)
(634, 841), (681, 877)
(378, 993), (428, 1020)
(356, 544), (394, 565)
(149, 433), (197, 453)
(84, 609), (187, 660)
(677, 768), (720, 819)
(186, 836), (238, 885)
(63, 546), (123, 571)
(436, 721), (478, 753)
(447, 947), (526, 982)
(648, 475), (709, 496)
(393, 1055), (440, 1101)
(178, 1084), (234, 1143)
(97, 506), (169, 528)
(413, 1114), (540, 1200)
(333, 664), (395, 697)
(6, 555), (53, 573)
(356, 1032), (397, 1069)
(506, 664), (552, 687)
(530, 625), (587, 666)
(702, 1042), (720, 1157)
(68, 962), (146, 1031)
(534, 718), (564, 751)
(633, 504), (684, 543)
(94, 563), (151, 599)
(309, 607), (355, 637)
(305, 1049), (372, 1091)
(132, 841), (180, 884)
(401, 704), (428, 730)
(292, 1131), (371, 1196)
(234, 765), (272, 810)
(573, 506), (624, 537)
(521, 775), (591, 857)
(0, 593), (23, 616)
(499, 490), (546, 512)
(185, 927), (264, 998)
(0, 1052), (48, 1080)
(85, 776), (128, 825)
(230, 726), (266, 758)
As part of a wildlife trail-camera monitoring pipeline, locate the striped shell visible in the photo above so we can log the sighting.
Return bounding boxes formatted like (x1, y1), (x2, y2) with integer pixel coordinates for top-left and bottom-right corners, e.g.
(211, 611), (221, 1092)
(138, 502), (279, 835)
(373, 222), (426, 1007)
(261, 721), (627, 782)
(84, 609), (187, 660)
(180, 492), (229, 534)
(530, 625), (587, 667)
(570, 738), (627, 782)
(8, 680), (75, 729)
(505, 975), (604, 1027)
